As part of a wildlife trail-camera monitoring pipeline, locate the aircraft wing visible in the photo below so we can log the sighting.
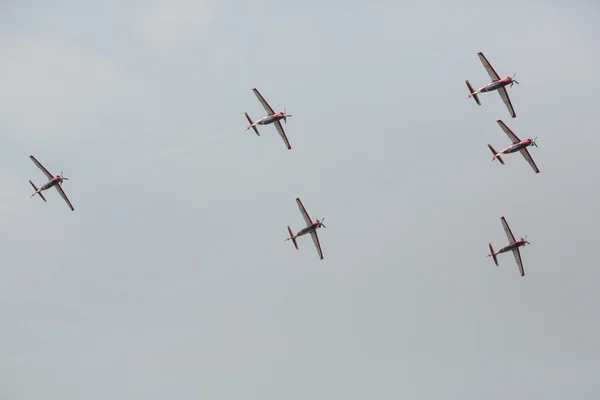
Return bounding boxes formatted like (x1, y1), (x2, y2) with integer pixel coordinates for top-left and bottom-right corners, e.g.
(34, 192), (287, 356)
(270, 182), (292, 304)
(273, 120), (292, 150)
(310, 230), (324, 260)
(252, 88), (275, 115)
(296, 198), (312, 227)
(512, 248), (525, 277)
(478, 52), (501, 81)
(54, 183), (75, 211)
(519, 148), (540, 173)
(500, 216), (516, 244)
(496, 120), (521, 143)
(497, 87), (516, 118)
(30, 155), (54, 180)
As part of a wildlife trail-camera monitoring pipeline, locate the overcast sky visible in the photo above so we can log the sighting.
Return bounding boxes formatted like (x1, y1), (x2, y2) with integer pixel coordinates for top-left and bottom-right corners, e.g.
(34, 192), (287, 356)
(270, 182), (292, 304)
(1, 1), (600, 399)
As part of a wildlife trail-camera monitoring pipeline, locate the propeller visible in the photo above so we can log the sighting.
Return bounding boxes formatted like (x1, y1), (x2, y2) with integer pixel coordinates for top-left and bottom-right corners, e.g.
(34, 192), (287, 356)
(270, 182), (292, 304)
(510, 73), (519, 87)
(59, 170), (69, 182)
(316, 217), (326, 228)
(283, 108), (292, 124)
(521, 235), (530, 245)
(530, 137), (538, 148)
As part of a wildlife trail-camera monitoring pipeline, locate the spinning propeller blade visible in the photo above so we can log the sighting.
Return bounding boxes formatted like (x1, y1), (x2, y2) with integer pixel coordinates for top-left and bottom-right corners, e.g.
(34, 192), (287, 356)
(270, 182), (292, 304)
(531, 137), (538, 148)
(283, 107), (291, 124)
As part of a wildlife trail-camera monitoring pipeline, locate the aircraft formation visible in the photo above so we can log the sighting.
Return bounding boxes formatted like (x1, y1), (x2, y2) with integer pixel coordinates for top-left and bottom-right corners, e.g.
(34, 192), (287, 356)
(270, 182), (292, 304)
(464, 52), (540, 277)
(28, 51), (537, 274)
(243, 89), (326, 259)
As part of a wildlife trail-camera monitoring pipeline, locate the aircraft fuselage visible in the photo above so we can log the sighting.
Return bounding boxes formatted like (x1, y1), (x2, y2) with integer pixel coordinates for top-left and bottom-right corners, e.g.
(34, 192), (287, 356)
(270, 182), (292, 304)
(40, 176), (62, 191)
(257, 113), (286, 125)
(498, 239), (526, 254)
(501, 139), (533, 154)
(480, 77), (512, 93)
(296, 223), (320, 237)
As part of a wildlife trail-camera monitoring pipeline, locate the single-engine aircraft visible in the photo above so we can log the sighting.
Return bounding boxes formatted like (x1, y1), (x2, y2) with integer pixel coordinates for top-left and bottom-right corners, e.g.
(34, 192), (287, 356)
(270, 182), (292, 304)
(466, 52), (519, 118)
(488, 120), (540, 173)
(285, 198), (326, 260)
(244, 88), (292, 150)
(29, 155), (75, 211)
(487, 216), (530, 277)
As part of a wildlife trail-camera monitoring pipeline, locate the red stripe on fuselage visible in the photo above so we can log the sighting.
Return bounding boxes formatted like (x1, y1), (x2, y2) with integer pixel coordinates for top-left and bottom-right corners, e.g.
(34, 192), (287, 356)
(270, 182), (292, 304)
(501, 140), (532, 154)
(41, 178), (60, 190)
(481, 79), (511, 93)
(297, 223), (319, 237)
(258, 114), (285, 125)
(499, 240), (525, 253)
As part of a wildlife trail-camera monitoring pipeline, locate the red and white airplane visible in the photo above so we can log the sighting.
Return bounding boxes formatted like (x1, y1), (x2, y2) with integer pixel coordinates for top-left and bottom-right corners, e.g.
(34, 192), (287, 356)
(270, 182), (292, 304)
(466, 52), (519, 118)
(488, 120), (540, 173)
(29, 155), (75, 211)
(487, 216), (530, 277)
(245, 88), (292, 150)
(285, 198), (326, 260)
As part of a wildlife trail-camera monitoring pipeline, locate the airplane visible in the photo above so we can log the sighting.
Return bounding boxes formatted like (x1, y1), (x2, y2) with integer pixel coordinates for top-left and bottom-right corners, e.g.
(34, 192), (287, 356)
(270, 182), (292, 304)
(487, 216), (530, 277)
(244, 88), (292, 150)
(488, 120), (540, 173)
(285, 198), (326, 260)
(29, 155), (75, 211)
(466, 52), (519, 118)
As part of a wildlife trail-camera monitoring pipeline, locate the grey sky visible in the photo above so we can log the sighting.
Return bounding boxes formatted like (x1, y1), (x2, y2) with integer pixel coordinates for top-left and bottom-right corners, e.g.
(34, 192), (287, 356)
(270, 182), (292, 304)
(1, 1), (600, 399)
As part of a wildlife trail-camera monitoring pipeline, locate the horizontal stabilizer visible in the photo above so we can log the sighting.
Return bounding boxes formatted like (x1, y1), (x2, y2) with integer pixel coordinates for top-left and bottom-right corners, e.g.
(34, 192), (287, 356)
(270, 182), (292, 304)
(487, 144), (504, 164)
(287, 226), (298, 250)
(244, 112), (260, 136)
(488, 243), (498, 266)
(465, 80), (481, 106)
(29, 180), (46, 202)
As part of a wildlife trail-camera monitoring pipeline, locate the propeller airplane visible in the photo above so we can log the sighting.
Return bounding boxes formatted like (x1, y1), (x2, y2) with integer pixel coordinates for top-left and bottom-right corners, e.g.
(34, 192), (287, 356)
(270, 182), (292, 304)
(29, 155), (75, 211)
(285, 198), (326, 260)
(487, 216), (530, 277)
(466, 52), (519, 118)
(245, 88), (293, 150)
(488, 120), (540, 173)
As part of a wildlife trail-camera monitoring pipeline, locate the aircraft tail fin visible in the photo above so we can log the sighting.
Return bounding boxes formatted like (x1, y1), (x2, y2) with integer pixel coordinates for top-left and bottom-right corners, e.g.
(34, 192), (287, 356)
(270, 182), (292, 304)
(244, 112), (260, 136)
(487, 144), (505, 164)
(465, 80), (481, 105)
(286, 226), (298, 250)
(29, 180), (47, 202)
(487, 243), (499, 266)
